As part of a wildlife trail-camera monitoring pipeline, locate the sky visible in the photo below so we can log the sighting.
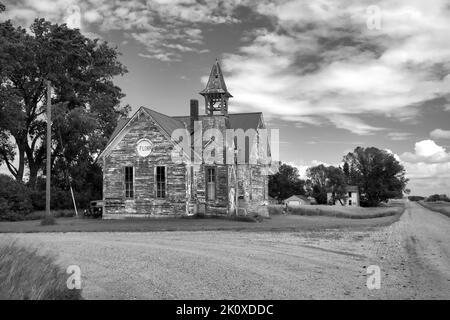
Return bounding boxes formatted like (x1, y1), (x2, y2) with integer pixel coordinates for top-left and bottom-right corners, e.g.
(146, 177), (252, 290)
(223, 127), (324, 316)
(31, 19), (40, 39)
(1, 0), (450, 196)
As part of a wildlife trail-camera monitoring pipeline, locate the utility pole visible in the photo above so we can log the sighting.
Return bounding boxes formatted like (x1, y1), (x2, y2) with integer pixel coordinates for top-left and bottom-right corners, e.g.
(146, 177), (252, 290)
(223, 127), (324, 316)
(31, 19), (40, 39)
(46, 80), (52, 218)
(234, 148), (239, 216)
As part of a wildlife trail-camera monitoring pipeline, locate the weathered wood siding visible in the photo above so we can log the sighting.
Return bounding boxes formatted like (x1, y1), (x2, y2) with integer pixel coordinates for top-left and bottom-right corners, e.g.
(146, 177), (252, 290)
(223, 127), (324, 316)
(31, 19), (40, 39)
(103, 111), (187, 216)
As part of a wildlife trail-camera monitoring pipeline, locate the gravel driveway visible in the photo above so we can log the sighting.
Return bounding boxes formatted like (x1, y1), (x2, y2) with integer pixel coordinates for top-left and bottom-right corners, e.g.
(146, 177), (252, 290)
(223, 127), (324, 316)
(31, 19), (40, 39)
(1, 201), (449, 299)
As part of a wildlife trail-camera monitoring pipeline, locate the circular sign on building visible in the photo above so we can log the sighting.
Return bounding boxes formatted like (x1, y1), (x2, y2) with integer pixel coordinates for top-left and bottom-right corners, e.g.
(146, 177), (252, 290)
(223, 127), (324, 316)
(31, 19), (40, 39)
(136, 138), (153, 157)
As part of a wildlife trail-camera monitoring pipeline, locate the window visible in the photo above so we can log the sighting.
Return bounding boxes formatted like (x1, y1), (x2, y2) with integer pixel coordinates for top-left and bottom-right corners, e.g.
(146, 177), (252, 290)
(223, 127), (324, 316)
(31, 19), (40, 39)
(156, 166), (166, 199)
(125, 166), (134, 199)
(348, 192), (352, 197)
(206, 167), (216, 200)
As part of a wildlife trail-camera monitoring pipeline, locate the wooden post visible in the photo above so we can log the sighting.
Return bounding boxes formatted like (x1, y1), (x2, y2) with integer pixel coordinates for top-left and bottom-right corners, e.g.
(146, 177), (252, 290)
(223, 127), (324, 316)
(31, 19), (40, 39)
(69, 184), (78, 216)
(46, 81), (52, 218)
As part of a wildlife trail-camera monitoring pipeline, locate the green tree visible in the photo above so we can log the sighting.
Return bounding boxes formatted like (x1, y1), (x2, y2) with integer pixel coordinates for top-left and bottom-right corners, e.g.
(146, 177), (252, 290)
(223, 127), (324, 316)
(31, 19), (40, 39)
(306, 164), (328, 204)
(344, 147), (408, 207)
(306, 164), (347, 204)
(269, 163), (306, 202)
(326, 166), (347, 205)
(0, 9), (128, 187)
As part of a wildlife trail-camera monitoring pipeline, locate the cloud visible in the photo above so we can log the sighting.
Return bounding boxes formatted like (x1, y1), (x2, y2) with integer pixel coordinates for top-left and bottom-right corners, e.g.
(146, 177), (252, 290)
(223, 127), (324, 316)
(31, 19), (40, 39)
(2, 0), (237, 62)
(401, 140), (450, 163)
(395, 140), (450, 195)
(222, 0), (450, 134)
(387, 132), (413, 141)
(328, 115), (384, 135)
(430, 128), (450, 140)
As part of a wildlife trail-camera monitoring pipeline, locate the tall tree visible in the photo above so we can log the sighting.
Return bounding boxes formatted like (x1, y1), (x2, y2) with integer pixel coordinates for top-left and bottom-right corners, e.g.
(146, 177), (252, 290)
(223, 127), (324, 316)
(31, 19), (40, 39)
(306, 164), (347, 204)
(344, 147), (408, 207)
(0, 11), (128, 186)
(325, 166), (347, 205)
(306, 164), (328, 204)
(269, 163), (306, 202)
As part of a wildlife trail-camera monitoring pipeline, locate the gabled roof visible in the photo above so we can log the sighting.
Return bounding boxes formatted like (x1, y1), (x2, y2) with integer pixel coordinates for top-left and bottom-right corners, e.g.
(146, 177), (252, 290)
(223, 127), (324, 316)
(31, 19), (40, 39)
(172, 112), (263, 132)
(285, 195), (310, 202)
(106, 117), (128, 146)
(142, 107), (186, 137)
(199, 60), (232, 97)
(101, 108), (264, 159)
(326, 185), (359, 193)
(346, 185), (359, 192)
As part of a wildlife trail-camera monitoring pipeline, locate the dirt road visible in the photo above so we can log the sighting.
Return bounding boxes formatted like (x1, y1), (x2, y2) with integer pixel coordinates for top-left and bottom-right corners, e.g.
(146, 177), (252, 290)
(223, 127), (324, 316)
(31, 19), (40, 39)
(1, 201), (449, 299)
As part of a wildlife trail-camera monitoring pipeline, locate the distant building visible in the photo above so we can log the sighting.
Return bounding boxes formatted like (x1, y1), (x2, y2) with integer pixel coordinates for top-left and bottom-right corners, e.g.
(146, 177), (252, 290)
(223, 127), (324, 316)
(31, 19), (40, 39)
(327, 186), (360, 206)
(307, 196), (317, 205)
(267, 196), (278, 205)
(284, 195), (310, 206)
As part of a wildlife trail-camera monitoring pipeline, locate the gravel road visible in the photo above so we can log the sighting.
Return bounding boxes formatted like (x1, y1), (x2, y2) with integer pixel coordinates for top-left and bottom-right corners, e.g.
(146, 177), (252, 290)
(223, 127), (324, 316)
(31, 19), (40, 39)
(1, 201), (449, 299)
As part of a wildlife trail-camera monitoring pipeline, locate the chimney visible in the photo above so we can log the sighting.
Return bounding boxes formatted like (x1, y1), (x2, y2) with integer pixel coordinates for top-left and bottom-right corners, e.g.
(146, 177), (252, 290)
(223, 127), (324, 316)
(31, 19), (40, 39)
(190, 99), (199, 133)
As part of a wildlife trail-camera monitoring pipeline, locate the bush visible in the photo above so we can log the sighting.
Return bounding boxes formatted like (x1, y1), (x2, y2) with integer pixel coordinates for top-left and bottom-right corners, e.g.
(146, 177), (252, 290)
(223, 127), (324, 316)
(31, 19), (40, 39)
(267, 205), (284, 215)
(426, 194), (450, 202)
(0, 243), (82, 300)
(408, 196), (425, 202)
(31, 188), (90, 211)
(40, 215), (56, 226)
(0, 174), (33, 221)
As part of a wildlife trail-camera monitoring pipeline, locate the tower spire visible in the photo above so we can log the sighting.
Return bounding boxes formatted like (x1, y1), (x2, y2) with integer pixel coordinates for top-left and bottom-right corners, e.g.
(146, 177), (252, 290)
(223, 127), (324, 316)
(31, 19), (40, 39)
(200, 59), (232, 115)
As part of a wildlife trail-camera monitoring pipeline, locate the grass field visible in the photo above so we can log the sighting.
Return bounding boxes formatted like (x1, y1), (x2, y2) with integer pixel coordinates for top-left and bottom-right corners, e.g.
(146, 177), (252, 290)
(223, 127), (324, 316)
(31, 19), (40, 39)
(418, 201), (450, 218)
(0, 243), (82, 300)
(269, 200), (405, 219)
(0, 209), (404, 233)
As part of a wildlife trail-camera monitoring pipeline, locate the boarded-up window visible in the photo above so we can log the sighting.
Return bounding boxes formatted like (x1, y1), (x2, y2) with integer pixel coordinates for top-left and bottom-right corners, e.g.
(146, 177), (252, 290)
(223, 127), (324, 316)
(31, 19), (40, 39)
(156, 166), (166, 199)
(125, 166), (134, 199)
(206, 167), (216, 200)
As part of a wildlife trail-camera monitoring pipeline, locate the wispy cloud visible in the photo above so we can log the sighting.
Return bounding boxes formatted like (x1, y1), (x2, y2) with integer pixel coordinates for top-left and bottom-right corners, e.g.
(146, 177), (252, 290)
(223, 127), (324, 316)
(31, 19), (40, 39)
(430, 128), (450, 140)
(387, 132), (413, 141)
(222, 0), (450, 134)
(1, 0), (239, 61)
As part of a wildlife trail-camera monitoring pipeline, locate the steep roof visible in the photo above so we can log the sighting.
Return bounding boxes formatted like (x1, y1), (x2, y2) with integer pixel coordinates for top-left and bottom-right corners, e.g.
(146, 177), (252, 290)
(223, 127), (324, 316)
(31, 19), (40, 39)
(142, 107), (186, 136)
(285, 195), (310, 202)
(106, 117), (128, 146)
(172, 112), (263, 132)
(346, 185), (359, 192)
(102, 109), (264, 158)
(199, 60), (232, 97)
(326, 185), (359, 193)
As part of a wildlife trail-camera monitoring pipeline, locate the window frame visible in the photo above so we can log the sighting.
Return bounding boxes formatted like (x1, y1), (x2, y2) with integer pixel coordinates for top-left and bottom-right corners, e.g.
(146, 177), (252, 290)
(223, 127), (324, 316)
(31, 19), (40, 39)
(206, 166), (216, 201)
(155, 165), (167, 199)
(124, 166), (134, 199)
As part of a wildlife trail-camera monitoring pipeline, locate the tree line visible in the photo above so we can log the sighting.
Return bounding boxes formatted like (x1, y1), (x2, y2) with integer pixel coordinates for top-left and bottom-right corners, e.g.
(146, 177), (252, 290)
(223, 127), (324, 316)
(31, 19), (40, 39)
(269, 146), (409, 207)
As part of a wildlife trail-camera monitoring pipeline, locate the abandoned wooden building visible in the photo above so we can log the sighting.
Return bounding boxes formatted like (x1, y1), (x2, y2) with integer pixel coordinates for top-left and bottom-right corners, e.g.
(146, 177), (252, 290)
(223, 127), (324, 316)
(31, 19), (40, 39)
(99, 60), (272, 218)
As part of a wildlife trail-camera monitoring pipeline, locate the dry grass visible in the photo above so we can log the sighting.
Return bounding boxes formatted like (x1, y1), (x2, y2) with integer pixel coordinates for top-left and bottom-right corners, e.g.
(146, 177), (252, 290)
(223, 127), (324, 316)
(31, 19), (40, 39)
(269, 202), (404, 219)
(0, 211), (402, 233)
(0, 243), (82, 300)
(418, 201), (450, 218)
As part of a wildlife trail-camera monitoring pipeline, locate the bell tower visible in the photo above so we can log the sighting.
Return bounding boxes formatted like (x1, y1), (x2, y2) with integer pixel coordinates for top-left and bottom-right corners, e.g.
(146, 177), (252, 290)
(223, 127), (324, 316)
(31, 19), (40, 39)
(200, 59), (232, 115)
